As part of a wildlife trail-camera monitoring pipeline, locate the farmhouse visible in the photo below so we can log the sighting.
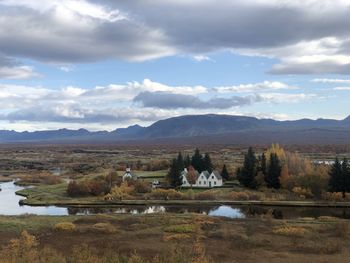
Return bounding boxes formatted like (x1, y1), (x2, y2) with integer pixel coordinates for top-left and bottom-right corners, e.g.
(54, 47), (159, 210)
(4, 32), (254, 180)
(122, 167), (138, 181)
(181, 168), (223, 188)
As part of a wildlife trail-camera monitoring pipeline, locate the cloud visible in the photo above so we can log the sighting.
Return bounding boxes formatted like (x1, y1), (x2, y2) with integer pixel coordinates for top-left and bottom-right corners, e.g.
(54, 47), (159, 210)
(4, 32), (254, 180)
(0, 0), (350, 74)
(312, 78), (350, 84)
(133, 90), (318, 110)
(0, 79), (321, 129)
(333, 87), (350, 91)
(0, 65), (39, 79)
(214, 81), (297, 93)
(133, 91), (260, 109)
(193, 55), (212, 62)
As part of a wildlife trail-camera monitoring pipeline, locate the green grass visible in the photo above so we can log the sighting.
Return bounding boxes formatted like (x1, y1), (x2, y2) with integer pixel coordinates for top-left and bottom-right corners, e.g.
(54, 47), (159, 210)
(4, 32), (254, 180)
(0, 215), (78, 233)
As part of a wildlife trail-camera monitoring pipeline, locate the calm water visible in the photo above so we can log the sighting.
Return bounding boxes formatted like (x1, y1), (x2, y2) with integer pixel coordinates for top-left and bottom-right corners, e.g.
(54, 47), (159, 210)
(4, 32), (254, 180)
(2, 181), (350, 219)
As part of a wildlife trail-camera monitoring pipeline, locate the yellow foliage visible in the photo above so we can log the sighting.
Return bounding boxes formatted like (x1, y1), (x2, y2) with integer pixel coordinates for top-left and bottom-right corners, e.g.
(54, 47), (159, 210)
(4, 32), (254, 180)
(266, 144), (286, 163)
(108, 181), (134, 200)
(91, 223), (117, 234)
(292, 187), (313, 198)
(163, 233), (191, 242)
(273, 225), (308, 237)
(53, 222), (76, 232)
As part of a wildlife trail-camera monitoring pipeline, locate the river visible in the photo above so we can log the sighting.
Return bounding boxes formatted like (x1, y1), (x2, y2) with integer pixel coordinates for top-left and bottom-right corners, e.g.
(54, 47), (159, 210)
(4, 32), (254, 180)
(2, 181), (350, 219)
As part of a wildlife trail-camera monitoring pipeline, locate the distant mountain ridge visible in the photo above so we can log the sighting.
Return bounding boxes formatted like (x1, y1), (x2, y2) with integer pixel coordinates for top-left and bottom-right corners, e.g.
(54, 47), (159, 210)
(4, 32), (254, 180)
(1, 114), (350, 144)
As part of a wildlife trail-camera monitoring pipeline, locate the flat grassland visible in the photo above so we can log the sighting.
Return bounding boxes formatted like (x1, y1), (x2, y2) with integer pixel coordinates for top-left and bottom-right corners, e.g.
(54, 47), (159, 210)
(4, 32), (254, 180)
(0, 214), (349, 263)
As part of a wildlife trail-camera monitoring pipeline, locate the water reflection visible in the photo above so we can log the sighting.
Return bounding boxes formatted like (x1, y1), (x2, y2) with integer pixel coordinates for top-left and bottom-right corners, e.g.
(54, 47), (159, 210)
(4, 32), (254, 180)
(2, 181), (350, 219)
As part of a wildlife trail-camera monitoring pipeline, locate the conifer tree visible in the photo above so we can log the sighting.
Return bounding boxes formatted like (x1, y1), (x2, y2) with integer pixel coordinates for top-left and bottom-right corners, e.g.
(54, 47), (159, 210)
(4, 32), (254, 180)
(203, 153), (213, 173)
(167, 158), (182, 188)
(329, 157), (342, 193)
(260, 153), (267, 176)
(177, 152), (185, 171)
(237, 147), (258, 189)
(221, 164), (229, 181)
(341, 158), (349, 198)
(184, 154), (191, 168)
(191, 148), (204, 172)
(265, 153), (282, 189)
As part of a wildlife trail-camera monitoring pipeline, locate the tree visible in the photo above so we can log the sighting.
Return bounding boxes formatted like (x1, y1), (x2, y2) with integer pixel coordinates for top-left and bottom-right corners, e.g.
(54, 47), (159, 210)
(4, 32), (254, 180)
(265, 153), (282, 189)
(167, 158), (182, 188)
(177, 152), (185, 171)
(343, 158), (350, 195)
(260, 153), (267, 176)
(203, 153), (213, 173)
(329, 157), (342, 194)
(191, 148), (204, 172)
(184, 154), (191, 168)
(237, 147), (258, 189)
(187, 165), (197, 187)
(221, 164), (229, 181)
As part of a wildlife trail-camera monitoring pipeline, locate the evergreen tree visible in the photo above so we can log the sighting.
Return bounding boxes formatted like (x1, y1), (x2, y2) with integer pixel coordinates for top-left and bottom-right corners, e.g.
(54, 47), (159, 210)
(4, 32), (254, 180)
(167, 158), (182, 188)
(260, 153), (267, 176)
(191, 148), (204, 172)
(341, 158), (350, 197)
(237, 147), (258, 189)
(184, 154), (191, 168)
(203, 153), (213, 173)
(265, 153), (282, 189)
(329, 157), (342, 193)
(177, 152), (185, 171)
(221, 164), (229, 181)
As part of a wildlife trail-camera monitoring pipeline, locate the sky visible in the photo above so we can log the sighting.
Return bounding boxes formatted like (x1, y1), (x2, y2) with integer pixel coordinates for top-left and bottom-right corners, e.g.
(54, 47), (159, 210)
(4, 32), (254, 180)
(0, 0), (350, 131)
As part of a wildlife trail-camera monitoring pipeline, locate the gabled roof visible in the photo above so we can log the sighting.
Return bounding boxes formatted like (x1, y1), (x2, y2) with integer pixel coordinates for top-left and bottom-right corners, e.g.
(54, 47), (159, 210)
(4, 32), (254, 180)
(200, 171), (210, 179)
(211, 170), (222, 180)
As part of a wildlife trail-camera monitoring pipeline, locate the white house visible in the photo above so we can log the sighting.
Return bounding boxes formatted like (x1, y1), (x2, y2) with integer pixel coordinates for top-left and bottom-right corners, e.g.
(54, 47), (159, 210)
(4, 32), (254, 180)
(122, 167), (138, 181)
(181, 169), (223, 188)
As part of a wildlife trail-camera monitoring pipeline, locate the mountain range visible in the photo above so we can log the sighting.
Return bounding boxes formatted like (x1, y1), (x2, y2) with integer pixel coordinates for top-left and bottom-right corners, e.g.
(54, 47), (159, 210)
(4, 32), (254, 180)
(1, 114), (350, 145)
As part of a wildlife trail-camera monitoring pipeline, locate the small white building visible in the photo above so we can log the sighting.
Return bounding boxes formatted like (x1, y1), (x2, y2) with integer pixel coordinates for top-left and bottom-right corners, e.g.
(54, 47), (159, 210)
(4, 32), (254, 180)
(181, 169), (223, 188)
(122, 167), (138, 181)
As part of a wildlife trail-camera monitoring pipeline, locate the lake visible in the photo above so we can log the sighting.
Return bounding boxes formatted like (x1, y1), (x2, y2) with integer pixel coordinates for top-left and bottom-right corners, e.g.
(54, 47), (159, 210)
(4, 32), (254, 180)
(2, 181), (350, 219)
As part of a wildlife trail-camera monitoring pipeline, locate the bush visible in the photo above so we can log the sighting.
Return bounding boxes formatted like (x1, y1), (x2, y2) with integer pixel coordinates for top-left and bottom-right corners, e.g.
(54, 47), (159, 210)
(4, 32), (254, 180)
(164, 224), (196, 234)
(322, 192), (345, 201)
(273, 225), (308, 237)
(53, 222), (76, 232)
(195, 191), (216, 200)
(292, 187), (313, 199)
(147, 189), (183, 200)
(91, 223), (117, 234)
(134, 180), (151, 194)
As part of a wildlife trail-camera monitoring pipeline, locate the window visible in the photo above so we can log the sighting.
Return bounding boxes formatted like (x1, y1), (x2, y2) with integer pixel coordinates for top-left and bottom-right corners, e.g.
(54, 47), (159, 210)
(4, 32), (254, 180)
(199, 181), (201, 185)
(214, 182), (216, 185)
(212, 176), (214, 179)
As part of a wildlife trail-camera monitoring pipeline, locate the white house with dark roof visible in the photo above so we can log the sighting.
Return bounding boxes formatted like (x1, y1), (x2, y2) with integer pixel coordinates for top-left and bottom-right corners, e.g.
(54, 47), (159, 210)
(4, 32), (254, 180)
(122, 167), (138, 181)
(181, 168), (223, 188)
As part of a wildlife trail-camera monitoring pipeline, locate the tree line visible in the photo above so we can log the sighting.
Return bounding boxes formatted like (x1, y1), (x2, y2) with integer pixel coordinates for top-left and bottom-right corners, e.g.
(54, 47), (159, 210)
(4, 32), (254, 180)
(237, 146), (350, 198)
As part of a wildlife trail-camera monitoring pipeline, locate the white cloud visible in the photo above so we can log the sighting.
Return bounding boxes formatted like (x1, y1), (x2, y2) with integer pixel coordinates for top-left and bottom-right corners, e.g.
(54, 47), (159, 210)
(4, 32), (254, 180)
(313, 78), (350, 84)
(193, 55), (212, 62)
(0, 65), (39, 79)
(215, 81), (297, 93)
(333, 87), (350, 90)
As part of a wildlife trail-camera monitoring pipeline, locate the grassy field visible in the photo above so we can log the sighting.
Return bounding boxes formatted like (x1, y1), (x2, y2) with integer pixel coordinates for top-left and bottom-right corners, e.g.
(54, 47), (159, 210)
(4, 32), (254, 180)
(0, 214), (350, 262)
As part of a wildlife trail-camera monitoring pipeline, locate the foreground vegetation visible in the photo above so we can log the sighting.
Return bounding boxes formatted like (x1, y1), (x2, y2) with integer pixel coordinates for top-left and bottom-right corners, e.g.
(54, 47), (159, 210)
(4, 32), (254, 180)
(0, 214), (350, 262)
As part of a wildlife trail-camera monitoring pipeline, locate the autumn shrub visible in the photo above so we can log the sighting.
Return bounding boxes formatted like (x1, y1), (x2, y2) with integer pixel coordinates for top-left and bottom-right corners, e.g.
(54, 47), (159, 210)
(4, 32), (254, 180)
(228, 191), (262, 201)
(53, 222), (76, 232)
(147, 189), (183, 200)
(183, 189), (195, 200)
(107, 181), (134, 200)
(164, 224), (196, 234)
(292, 187), (313, 199)
(194, 191), (216, 200)
(163, 234), (192, 242)
(91, 223), (117, 234)
(134, 179), (151, 194)
(273, 225), (308, 237)
(324, 192), (350, 201)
